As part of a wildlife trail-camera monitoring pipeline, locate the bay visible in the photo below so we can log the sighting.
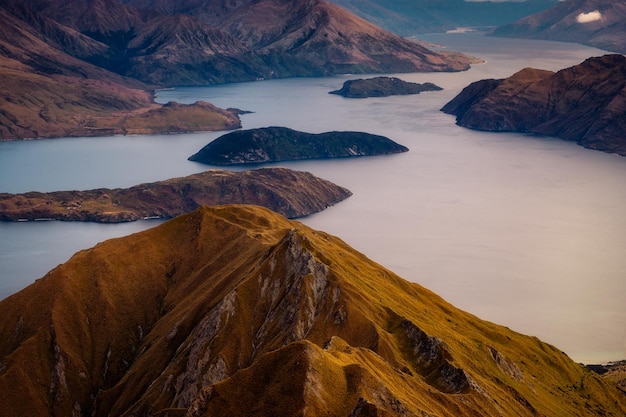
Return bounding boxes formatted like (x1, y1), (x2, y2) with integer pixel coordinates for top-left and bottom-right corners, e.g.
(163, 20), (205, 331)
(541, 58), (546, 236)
(1, 32), (624, 363)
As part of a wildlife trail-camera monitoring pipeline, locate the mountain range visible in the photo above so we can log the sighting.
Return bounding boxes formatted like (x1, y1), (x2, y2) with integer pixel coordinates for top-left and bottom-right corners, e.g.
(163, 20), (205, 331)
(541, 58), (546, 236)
(0, 0), (474, 139)
(441, 54), (626, 157)
(0, 205), (625, 416)
(329, 0), (558, 35)
(492, 0), (626, 54)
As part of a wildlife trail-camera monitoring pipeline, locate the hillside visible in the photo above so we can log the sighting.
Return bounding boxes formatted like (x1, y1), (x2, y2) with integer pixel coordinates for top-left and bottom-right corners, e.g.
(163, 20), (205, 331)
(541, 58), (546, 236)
(0, 168), (352, 222)
(120, 0), (473, 78)
(492, 0), (626, 54)
(0, 205), (624, 416)
(0, 0), (476, 140)
(441, 54), (626, 156)
(0, 1), (241, 139)
(188, 126), (409, 165)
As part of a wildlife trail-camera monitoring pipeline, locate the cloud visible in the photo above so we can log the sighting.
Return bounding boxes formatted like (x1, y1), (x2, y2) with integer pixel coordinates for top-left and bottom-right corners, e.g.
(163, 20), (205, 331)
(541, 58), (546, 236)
(576, 10), (602, 24)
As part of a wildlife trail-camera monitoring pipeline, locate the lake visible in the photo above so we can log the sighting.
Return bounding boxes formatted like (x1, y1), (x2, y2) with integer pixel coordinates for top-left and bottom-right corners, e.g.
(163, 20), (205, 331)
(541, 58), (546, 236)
(1, 32), (624, 364)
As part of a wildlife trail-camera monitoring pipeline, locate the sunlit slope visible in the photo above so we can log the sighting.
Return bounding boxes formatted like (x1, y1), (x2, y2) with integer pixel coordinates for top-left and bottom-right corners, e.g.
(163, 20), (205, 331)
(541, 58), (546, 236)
(0, 205), (624, 416)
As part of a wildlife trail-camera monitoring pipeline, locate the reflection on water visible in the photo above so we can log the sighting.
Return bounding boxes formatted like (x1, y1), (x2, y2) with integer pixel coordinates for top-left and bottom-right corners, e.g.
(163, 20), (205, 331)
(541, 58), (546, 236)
(0, 33), (624, 363)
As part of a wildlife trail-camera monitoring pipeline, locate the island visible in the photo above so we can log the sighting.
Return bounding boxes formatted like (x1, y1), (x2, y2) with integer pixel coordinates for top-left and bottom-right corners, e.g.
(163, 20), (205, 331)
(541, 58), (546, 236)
(188, 126), (409, 165)
(441, 54), (626, 157)
(329, 76), (443, 98)
(0, 168), (352, 222)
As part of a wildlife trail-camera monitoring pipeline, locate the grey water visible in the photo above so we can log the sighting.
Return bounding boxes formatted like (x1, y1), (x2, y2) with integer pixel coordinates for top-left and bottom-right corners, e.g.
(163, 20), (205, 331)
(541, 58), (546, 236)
(1, 32), (625, 363)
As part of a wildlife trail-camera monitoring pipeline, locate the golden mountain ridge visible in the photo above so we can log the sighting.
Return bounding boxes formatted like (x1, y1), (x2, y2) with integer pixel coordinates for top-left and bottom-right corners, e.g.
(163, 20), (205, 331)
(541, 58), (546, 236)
(0, 205), (624, 416)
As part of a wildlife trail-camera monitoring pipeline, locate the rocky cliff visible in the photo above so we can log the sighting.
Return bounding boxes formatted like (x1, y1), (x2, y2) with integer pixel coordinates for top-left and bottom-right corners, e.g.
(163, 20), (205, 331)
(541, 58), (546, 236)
(188, 126), (409, 165)
(0, 168), (352, 222)
(0, 205), (624, 416)
(441, 54), (626, 156)
(492, 0), (626, 54)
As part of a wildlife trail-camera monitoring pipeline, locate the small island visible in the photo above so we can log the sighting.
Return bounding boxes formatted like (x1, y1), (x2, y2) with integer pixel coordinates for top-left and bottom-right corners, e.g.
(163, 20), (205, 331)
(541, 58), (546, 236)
(188, 126), (409, 165)
(329, 76), (443, 98)
(0, 168), (352, 222)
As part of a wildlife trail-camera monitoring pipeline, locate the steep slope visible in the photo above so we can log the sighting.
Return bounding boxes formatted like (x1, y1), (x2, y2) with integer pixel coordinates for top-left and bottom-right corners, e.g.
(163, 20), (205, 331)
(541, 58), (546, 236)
(329, 0), (558, 36)
(441, 54), (626, 156)
(122, 0), (474, 76)
(0, 1), (242, 139)
(492, 0), (626, 54)
(0, 168), (352, 222)
(0, 205), (624, 416)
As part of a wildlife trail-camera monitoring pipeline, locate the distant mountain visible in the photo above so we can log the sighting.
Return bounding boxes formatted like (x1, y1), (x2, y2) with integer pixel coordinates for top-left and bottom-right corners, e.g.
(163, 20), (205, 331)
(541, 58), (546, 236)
(329, 0), (558, 35)
(0, 168), (352, 222)
(1, 205), (625, 416)
(492, 0), (626, 54)
(0, 0), (242, 139)
(441, 54), (626, 156)
(188, 126), (409, 165)
(0, 0), (475, 139)
(120, 0), (473, 80)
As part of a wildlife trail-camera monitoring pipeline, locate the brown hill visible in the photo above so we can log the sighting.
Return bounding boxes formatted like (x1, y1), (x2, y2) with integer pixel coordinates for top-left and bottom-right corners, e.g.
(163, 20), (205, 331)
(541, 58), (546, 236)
(1, 0), (475, 139)
(441, 54), (626, 156)
(0, 1), (242, 139)
(0, 167), (352, 222)
(0, 205), (624, 416)
(121, 0), (473, 77)
(492, 0), (626, 54)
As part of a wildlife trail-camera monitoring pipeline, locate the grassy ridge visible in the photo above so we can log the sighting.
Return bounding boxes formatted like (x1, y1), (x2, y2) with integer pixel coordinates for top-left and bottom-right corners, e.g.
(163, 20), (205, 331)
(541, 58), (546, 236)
(0, 205), (624, 416)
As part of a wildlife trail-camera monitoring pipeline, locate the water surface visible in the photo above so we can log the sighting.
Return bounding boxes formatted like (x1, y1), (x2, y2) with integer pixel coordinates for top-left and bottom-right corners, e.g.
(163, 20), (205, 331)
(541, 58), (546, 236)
(1, 33), (624, 363)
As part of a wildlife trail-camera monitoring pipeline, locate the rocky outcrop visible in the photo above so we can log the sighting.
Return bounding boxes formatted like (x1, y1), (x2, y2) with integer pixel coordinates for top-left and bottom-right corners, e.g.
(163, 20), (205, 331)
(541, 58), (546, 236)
(0, 168), (352, 222)
(329, 76), (442, 98)
(491, 0), (626, 54)
(441, 54), (626, 156)
(0, 205), (624, 416)
(188, 126), (409, 165)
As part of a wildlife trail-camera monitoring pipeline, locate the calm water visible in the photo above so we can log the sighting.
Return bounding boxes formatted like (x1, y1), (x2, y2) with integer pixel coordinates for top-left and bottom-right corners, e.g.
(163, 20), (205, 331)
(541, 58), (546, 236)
(1, 33), (624, 363)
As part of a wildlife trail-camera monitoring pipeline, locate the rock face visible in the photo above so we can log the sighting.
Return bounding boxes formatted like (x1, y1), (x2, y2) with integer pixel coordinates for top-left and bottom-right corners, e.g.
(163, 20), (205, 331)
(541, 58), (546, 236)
(0, 168), (352, 222)
(441, 54), (626, 156)
(0, 205), (625, 416)
(491, 0), (626, 54)
(189, 126), (409, 165)
(329, 76), (442, 98)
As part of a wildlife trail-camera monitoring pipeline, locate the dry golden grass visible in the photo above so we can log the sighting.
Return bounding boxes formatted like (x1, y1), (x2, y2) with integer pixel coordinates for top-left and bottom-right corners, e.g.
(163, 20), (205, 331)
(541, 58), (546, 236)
(0, 205), (624, 416)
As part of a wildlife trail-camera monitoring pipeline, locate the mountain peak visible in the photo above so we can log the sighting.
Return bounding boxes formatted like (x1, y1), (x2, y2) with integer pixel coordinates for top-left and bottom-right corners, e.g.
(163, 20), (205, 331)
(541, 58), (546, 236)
(1, 205), (624, 416)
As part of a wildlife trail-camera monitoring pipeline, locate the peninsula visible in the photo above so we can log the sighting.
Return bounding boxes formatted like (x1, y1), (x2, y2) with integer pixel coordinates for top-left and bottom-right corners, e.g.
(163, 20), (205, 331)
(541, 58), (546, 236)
(0, 168), (352, 222)
(441, 54), (626, 156)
